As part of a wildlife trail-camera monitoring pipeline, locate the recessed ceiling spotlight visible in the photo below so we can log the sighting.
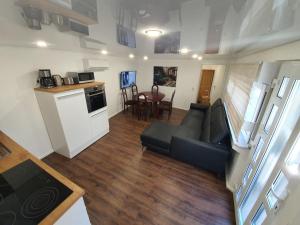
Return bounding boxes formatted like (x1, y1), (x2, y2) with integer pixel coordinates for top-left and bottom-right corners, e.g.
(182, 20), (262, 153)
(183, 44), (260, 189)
(144, 28), (164, 38)
(36, 40), (48, 48)
(101, 50), (108, 55)
(198, 56), (203, 61)
(129, 54), (135, 59)
(192, 54), (198, 59)
(179, 48), (190, 54)
(143, 56), (149, 60)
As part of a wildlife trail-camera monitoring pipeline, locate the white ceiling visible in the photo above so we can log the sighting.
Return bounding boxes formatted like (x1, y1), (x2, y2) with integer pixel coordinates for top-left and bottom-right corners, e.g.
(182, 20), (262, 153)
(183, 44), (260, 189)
(0, 0), (300, 60)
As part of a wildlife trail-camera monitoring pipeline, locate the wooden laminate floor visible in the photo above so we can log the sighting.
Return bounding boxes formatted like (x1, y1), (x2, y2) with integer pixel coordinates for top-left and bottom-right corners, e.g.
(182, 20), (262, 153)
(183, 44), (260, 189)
(44, 109), (235, 225)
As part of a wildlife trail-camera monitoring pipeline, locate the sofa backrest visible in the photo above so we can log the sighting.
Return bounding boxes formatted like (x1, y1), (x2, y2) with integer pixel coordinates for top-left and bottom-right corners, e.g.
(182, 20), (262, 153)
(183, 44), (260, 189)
(210, 101), (230, 144)
(211, 98), (223, 111)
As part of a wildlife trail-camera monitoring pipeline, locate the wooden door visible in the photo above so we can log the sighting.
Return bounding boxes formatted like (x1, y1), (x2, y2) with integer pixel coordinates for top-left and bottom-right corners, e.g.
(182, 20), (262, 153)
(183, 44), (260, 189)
(198, 70), (215, 104)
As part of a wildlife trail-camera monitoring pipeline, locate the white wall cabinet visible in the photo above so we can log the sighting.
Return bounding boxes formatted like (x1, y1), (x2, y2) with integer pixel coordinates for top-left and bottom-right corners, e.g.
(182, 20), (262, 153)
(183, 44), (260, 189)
(35, 88), (109, 158)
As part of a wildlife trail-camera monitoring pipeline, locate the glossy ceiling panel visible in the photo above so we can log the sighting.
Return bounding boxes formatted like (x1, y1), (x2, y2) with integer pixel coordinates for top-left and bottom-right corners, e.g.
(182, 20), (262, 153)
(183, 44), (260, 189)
(0, 0), (299, 58)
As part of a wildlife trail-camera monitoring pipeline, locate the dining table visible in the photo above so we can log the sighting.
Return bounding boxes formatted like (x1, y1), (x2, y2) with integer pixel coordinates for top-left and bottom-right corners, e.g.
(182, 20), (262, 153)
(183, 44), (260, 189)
(138, 91), (165, 118)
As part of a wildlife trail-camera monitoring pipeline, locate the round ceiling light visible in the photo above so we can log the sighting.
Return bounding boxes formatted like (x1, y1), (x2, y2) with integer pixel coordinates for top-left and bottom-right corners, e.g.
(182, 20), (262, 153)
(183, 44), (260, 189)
(179, 48), (190, 54)
(143, 56), (149, 60)
(101, 50), (108, 55)
(144, 29), (164, 38)
(198, 56), (203, 61)
(36, 40), (48, 48)
(129, 54), (135, 59)
(192, 54), (198, 59)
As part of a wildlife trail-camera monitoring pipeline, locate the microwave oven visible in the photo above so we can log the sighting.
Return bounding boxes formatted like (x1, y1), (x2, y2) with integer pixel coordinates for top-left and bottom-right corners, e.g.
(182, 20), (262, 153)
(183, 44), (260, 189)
(68, 72), (95, 84)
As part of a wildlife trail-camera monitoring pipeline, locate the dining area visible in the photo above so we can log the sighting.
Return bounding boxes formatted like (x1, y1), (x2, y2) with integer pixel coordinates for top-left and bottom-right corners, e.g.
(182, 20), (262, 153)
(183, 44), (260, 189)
(121, 84), (176, 121)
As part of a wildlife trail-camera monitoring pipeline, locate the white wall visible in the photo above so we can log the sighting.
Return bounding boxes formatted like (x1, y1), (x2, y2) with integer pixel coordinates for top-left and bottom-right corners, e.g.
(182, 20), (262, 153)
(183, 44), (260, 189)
(0, 46), (136, 158)
(235, 40), (300, 63)
(136, 59), (202, 110)
(201, 65), (227, 103)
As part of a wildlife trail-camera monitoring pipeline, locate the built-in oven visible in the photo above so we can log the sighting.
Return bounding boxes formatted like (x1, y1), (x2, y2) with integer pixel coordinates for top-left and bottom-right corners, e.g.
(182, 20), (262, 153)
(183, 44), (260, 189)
(85, 85), (107, 113)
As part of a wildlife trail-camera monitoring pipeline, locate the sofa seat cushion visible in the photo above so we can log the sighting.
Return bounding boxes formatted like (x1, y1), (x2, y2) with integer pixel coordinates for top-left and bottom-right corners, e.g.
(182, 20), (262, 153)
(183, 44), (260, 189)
(180, 109), (205, 138)
(175, 126), (201, 139)
(141, 122), (178, 150)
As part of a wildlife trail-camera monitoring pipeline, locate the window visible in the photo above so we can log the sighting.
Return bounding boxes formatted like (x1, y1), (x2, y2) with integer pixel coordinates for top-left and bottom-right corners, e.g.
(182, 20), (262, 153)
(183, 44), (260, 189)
(242, 82), (267, 143)
(239, 80), (300, 223)
(272, 172), (289, 200)
(224, 64), (260, 144)
(252, 138), (264, 163)
(286, 134), (300, 175)
(264, 105), (279, 133)
(277, 77), (290, 98)
(243, 165), (253, 187)
(236, 185), (242, 202)
(251, 204), (267, 225)
(267, 190), (277, 209)
(267, 171), (289, 209)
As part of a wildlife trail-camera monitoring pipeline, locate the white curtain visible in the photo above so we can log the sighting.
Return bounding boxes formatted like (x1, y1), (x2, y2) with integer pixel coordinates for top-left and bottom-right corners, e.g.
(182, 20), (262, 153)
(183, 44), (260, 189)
(224, 63), (260, 138)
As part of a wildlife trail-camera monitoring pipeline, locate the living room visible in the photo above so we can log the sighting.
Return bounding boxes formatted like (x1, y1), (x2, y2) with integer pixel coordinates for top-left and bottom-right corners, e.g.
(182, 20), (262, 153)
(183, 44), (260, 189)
(1, 0), (300, 225)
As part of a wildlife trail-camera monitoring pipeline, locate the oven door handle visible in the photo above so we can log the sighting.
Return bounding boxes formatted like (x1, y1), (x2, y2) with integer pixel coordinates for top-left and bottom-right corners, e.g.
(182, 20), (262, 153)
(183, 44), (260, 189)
(88, 92), (104, 97)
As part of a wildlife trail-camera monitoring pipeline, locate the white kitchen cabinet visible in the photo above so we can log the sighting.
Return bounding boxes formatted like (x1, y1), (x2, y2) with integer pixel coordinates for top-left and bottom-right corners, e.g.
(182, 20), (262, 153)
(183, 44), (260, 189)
(55, 90), (92, 157)
(54, 197), (91, 225)
(35, 87), (109, 158)
(89, 107), (109, 141)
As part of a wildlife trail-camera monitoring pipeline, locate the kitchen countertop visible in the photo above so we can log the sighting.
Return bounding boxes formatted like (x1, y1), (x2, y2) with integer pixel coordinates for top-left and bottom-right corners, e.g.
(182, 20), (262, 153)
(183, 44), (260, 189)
(34, 81), (104, 93)
(0, 131), (85, 225)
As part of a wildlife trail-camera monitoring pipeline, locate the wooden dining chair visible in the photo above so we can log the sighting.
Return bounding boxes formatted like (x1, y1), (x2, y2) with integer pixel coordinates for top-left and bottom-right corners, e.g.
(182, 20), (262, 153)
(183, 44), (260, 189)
(136, 93), (152, 121)
(131, 84), (138, 100)
(151, 84), (159, 96)
(121, 88), (136, 114)
(158, 90), (176, 120)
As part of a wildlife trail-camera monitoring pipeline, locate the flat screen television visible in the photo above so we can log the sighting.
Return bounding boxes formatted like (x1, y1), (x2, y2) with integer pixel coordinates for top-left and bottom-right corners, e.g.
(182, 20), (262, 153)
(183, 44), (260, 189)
(120, 71), (136, 89)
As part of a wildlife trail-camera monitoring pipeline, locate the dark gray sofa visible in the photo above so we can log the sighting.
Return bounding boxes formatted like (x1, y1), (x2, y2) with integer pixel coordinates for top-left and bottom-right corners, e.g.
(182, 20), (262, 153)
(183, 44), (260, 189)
(140, 99), (232, 175)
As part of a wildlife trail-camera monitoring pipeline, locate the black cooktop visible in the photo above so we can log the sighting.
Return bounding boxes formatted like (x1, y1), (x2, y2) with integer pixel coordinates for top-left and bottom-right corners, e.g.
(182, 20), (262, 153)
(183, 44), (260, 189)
(0, 160), (72, 225)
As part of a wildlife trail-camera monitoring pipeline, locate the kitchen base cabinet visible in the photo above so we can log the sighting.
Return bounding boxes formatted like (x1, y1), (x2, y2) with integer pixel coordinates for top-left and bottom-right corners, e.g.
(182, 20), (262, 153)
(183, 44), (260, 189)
(35, 87), (109, 158)
(90, 107), (109, 141)
(54, 197), (91, 225)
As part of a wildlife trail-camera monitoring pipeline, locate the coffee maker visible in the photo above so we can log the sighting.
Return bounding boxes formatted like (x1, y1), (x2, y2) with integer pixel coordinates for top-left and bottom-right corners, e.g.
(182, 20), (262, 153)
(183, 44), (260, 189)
(38, 69), (55, 88)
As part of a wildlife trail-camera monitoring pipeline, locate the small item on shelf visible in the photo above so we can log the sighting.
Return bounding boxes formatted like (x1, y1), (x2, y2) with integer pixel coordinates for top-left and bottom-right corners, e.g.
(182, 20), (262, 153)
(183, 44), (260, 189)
(73, 77), (80, 84)
(38, 69), (55, 88)
(63, 77), (74, 85)
(52, 74), (63, 86)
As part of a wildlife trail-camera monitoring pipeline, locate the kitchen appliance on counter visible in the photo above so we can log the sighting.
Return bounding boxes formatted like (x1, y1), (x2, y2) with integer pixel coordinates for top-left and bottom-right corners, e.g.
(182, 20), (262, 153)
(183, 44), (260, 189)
(52, 74), (63, 86)
(0, 159), (72, 225)
(85, 85), (107, 113)
(38, 69), (55, 88)
(68, 72), (95, 84)
(63, 77), (74, 85)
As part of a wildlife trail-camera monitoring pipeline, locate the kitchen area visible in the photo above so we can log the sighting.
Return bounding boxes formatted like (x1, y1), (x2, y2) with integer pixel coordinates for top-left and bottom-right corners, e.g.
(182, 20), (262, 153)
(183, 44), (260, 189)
(0, 69), (109, 224)
(0, 131), (91, 224)
(35, 69), (109, 158)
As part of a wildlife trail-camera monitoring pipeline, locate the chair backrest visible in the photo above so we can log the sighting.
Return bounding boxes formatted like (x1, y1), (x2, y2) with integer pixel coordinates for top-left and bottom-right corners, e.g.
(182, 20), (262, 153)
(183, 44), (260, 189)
(170, 90), (176, 103)
(151, 85), (159, 95)
(121, 88), (128, 102)
(131, 84), (138, 97)
(137, 93), (148, 104)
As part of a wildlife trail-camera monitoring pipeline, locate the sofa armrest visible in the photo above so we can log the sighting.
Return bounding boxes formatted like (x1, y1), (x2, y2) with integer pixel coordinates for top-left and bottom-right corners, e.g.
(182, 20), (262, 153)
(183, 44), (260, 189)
(190, 103), (210, 111)
(170, 136), (230, 174)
